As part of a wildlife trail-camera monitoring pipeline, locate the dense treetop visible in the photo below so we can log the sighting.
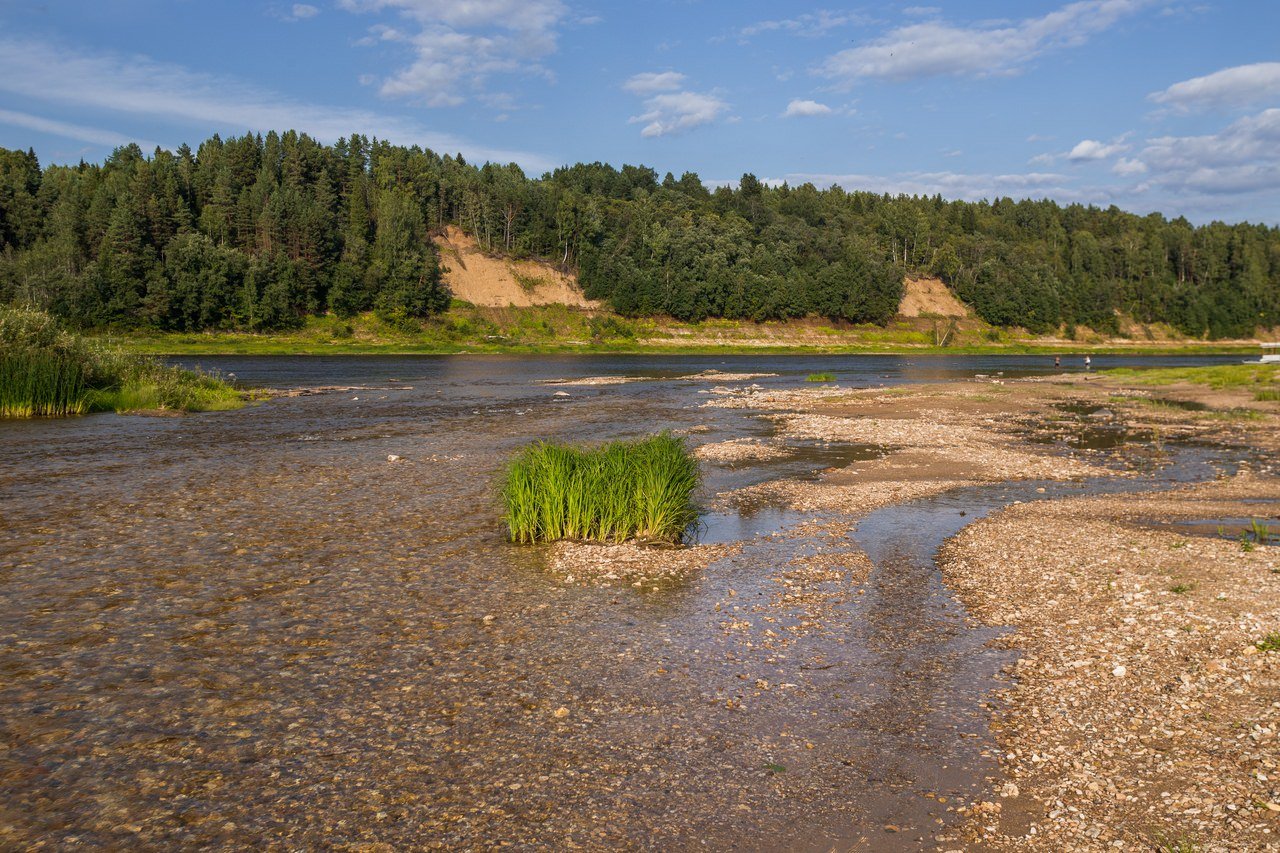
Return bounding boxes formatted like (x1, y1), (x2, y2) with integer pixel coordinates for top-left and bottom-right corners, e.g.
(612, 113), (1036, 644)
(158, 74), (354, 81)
(0, 131), (1277, 337)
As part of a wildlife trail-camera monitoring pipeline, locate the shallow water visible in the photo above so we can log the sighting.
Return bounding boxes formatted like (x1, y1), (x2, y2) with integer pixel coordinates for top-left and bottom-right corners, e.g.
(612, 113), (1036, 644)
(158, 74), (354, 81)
(1132, 515), (1280, 544)
(0, 354), (1246, 849)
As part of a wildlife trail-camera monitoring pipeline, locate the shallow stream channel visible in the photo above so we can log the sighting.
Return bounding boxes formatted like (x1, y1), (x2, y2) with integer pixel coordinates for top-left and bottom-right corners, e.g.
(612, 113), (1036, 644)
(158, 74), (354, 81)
(0, 354), (1247, 849)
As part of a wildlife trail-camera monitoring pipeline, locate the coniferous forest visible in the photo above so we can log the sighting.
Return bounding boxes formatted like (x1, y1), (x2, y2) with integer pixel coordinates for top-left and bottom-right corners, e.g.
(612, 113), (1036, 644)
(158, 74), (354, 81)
(1, 130), (1278, 338)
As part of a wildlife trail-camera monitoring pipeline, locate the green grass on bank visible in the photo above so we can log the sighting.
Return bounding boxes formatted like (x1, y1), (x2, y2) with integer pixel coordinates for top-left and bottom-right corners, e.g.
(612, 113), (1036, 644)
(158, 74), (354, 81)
(105, 305), (1263, 357)
(502, 433), (700, 546)
(1102, 363), (1280, 398)
(1, 305), (242, 418)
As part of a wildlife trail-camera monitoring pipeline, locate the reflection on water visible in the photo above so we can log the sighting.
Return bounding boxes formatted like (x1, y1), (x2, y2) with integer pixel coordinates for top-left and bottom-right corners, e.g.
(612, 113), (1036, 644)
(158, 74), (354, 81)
(0, 353), (1245, 849)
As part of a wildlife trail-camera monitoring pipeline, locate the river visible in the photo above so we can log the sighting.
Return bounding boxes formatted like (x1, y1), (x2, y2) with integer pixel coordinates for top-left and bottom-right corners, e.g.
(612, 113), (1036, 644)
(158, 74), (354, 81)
(0, 354), (1244, 849)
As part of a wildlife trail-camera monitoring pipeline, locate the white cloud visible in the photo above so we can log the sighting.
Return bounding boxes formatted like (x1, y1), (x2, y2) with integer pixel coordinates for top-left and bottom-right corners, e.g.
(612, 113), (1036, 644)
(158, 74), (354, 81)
(1149, 62), (1280, 111)
(774, 169), (1092, 203)
(1139, 108), (1280, 195)
(820, 0), (1154, 84)
(782, 99), (832, 118)
(1112, 157), (1147, 175)
(629, 90), (729, 138)
(733, 10), (870, 41)
(340, 0), (565, 33)
(0, 37), (553, 169)
(1066, 137), (1130, 161)
(0, 107), (156, 150)
(623, 71), (685, 95)
(271, 3), (320, 22)
(340, 0), (568, 106)
(624, 69), (729, 138)
(1031, 133), (1130, 165)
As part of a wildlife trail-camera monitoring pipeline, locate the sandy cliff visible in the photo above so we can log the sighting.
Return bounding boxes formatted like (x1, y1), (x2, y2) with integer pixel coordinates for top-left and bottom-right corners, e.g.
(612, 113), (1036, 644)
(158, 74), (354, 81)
(433, 226), (600, 309)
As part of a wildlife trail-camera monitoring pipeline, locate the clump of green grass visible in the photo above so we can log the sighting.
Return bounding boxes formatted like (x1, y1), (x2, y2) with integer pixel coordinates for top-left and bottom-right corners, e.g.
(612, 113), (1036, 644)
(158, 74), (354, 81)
(1247, 518), (1275, 545)
(1150, 830), (1201, 853)
(0, 304), (242, 418)
(502, 433), (700, 545)
(806, 372), (836, 382)
(1256, 632), (1280, 653)
(1169, 582), (1196, 595)
(84, 362), (243, 413)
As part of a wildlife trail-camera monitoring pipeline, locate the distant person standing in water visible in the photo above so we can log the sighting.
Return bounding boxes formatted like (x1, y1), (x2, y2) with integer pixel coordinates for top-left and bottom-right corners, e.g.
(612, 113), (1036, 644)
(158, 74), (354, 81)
(1054, 355), (1060, 369)
(1084, 355), (1092, 370)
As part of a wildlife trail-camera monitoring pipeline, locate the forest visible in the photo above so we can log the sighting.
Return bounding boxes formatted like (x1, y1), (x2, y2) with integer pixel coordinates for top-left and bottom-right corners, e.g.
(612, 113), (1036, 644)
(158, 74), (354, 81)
(1, 130), (1277, 338)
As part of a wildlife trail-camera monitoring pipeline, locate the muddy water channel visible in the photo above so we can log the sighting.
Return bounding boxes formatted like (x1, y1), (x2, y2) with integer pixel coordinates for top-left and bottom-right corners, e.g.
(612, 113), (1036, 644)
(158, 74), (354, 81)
(0, 354), (1244, 849)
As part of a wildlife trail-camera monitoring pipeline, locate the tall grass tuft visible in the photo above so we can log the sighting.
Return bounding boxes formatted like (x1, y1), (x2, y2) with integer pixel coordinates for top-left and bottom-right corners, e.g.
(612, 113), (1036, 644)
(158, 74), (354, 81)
(1, 304), (242, 418)
(0, 349), (88, 417)
(806, 372), (836, 382)
(502, 433), (700, 545)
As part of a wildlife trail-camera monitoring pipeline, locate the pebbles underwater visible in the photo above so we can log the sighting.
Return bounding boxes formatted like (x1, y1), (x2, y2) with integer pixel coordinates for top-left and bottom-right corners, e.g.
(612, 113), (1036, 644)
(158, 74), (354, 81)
(1, 354), (1275, 850)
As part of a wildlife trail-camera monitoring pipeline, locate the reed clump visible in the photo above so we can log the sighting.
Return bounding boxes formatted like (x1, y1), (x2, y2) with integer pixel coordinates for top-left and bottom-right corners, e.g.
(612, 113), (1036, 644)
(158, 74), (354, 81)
(503, 433), (700, 545)
(806, 372), (836, 382)
(0, 305), (242, 418)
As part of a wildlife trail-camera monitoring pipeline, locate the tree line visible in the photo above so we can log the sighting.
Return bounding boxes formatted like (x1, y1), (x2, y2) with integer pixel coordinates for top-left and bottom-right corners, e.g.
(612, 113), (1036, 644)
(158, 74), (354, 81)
(1, 131), (1277, 337)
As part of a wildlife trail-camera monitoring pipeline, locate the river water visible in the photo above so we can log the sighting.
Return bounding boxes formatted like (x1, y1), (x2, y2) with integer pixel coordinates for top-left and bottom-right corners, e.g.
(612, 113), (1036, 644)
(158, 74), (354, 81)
(0, 354), (1243, 849)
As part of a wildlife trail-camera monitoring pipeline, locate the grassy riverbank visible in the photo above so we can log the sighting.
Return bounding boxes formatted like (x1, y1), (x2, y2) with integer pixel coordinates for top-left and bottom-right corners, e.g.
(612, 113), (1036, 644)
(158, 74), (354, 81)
(0, 306), (243, 418)
(107, 304), (1261, 357)
(1102, 362), (1279, 391)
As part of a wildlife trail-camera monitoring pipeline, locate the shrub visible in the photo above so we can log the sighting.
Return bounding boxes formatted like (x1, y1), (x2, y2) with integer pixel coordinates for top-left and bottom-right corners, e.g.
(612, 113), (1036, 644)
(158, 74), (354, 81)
(587, 315), (637, 342)
(502, 433), (700, 545)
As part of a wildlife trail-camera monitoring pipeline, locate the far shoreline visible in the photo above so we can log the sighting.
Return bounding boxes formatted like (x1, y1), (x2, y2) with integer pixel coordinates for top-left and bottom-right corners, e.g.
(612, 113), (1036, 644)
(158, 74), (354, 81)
(124, 336), (1262, 358)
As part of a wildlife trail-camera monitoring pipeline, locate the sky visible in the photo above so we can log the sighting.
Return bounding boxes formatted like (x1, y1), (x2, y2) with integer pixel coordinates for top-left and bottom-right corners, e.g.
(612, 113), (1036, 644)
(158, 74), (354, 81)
(1, 1), (1278, 224)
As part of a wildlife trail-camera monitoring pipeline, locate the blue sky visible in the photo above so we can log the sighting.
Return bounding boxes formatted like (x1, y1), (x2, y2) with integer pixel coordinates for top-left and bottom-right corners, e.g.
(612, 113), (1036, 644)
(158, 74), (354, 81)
(1, 1), (1278, 223)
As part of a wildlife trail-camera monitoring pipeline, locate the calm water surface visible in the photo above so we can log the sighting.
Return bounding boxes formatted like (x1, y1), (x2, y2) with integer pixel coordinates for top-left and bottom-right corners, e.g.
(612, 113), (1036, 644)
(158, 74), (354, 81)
(0, 354), (1242, 849)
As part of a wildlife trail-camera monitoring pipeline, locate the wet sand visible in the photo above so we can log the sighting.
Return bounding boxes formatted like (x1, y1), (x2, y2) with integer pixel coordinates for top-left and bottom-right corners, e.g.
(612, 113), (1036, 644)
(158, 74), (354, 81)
(1, 356), (1275, 850)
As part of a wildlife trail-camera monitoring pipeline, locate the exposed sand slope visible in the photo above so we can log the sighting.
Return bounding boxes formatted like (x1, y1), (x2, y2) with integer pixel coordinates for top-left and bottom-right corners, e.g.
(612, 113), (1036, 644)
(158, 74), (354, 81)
(898, 276), (969, 317)
(433, 226), (600, 309)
